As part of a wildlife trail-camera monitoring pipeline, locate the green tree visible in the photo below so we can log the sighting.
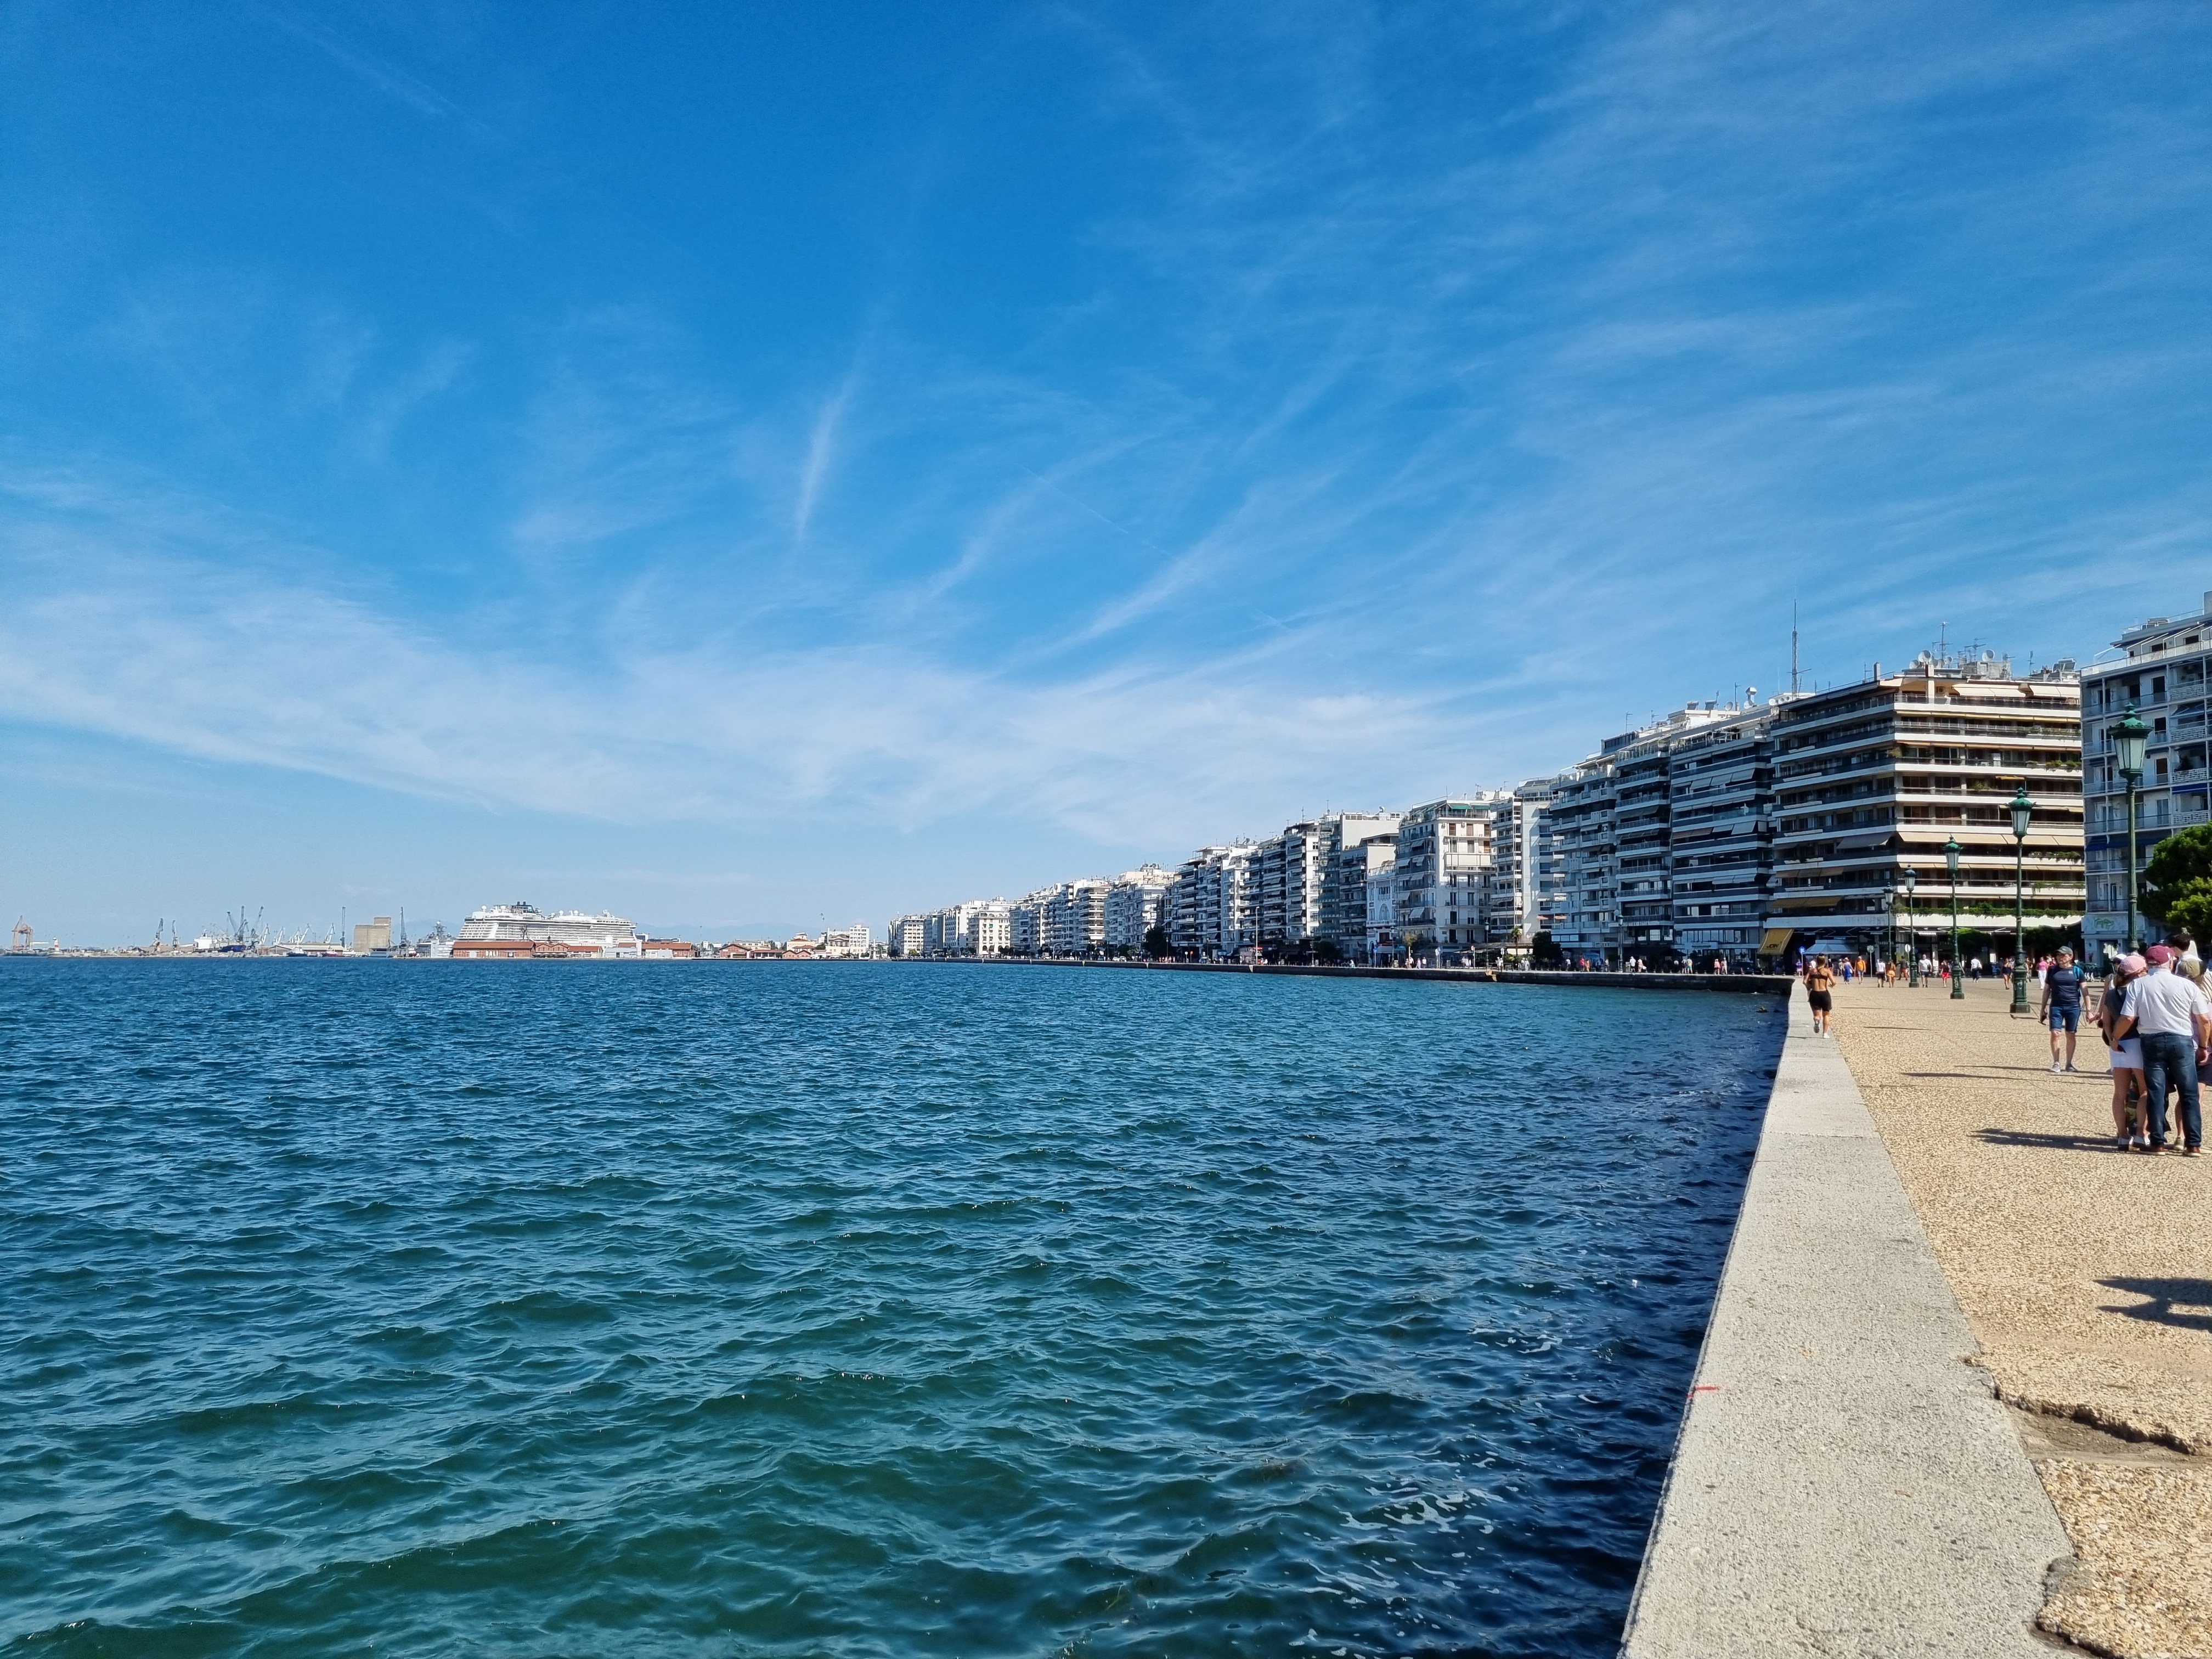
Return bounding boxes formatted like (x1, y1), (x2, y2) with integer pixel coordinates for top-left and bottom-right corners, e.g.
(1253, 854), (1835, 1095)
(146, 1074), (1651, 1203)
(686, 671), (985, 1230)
(1142, 924), (1171, 958)
(2141, 824), (2212, 926)
(2159, 878), (2212, 947)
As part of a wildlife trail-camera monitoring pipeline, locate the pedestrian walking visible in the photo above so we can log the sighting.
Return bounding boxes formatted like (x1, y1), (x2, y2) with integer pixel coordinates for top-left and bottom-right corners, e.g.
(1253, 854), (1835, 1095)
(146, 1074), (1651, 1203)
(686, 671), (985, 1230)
(1804, 955), (1836, 1037)
(2099, 954), (2148, 1148)
(2112, 944), (2210, 1155)
(2040, 946), (2084, 1072)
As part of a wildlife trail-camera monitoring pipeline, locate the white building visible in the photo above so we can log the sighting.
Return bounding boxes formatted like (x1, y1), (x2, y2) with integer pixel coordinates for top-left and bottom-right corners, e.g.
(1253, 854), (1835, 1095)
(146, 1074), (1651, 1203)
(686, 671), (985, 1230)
(1042, 879), (1110, 956)
(922, 899), (1009, 957)
(1009, 889), (1051, 956)
(1164, 843), (1259, 958)
(1363, 841), (1399, 960)
(820, 924), (873, 958)
(1387, 796), (1510, 963)
(1104, 865), (1176, 953)
(1483, 780), (1562, 955)
(887, 915), (926, 958)
(1251, 814), (1400, 958)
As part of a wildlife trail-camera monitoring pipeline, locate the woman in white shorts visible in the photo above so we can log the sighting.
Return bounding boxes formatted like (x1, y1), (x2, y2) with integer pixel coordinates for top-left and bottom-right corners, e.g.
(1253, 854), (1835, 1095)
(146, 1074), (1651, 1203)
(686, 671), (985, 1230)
(2101, 953), (2147, 1149)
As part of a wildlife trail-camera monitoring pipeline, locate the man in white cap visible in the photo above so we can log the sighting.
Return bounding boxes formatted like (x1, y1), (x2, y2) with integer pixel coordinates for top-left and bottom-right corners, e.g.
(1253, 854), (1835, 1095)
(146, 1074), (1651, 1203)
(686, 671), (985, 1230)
(2113, 943), (2210, 1154)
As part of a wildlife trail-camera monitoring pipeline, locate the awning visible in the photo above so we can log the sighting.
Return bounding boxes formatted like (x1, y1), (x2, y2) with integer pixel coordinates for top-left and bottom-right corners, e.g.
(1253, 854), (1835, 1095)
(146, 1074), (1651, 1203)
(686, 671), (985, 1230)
(1759, 927), (1797, 953)
(1831, 832), (1899, 853)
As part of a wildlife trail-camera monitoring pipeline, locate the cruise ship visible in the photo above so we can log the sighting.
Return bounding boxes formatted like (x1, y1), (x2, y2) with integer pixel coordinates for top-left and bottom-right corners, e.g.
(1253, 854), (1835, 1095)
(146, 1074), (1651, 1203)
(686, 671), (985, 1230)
(458, 901), (644, 950)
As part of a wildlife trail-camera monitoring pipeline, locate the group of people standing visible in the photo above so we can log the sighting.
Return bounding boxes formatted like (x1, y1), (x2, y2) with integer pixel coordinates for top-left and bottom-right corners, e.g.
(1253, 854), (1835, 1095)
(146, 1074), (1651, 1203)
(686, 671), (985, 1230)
(1800, 944), (2205, 1155)
(2068, 943), (2209, 1155)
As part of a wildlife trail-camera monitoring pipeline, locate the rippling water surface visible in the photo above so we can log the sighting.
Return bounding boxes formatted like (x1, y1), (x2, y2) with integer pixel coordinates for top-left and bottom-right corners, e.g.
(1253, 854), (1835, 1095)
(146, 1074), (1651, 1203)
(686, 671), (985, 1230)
(1, 961), (1782, 1657)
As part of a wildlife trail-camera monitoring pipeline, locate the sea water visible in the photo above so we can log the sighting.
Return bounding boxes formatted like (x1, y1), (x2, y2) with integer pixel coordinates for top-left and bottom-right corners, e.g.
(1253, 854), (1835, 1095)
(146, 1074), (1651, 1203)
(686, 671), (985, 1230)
(0, 961), (1782, 1657)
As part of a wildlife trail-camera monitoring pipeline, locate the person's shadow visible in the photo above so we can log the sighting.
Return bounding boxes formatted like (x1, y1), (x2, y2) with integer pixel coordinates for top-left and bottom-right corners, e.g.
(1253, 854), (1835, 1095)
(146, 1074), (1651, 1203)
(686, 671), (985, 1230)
(2100, 1277), (2212, 1333)
(1973, 1127), (2122, 1151)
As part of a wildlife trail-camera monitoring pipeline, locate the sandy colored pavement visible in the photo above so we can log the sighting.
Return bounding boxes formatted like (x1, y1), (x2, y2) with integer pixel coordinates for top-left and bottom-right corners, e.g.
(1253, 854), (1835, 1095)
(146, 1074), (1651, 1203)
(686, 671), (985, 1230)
(1826, 974), (2211, 1658)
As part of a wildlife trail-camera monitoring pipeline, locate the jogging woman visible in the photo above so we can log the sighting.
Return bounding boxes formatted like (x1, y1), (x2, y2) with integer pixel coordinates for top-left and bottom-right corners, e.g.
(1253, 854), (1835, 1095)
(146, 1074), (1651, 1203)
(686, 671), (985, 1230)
(1804, 956), (1837, 1037)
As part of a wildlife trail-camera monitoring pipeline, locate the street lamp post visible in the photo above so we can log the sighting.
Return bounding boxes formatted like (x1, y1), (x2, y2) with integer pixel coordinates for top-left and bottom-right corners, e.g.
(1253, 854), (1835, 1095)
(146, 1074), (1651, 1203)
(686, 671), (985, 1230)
(2113, 702), (2149, 953)
(2010, 784), (2033, 1016)
(1882, 888), (1895, 978)
(1905, 866), (1920, 987)
(1946, 835), (1965, 1000)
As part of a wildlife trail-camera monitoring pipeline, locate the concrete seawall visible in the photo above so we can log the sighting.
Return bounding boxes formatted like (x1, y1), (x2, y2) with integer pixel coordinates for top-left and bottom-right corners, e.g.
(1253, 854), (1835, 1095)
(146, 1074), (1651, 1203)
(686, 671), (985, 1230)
(1619, 994), (2070, 1657)
(963, 958), (1789, 995)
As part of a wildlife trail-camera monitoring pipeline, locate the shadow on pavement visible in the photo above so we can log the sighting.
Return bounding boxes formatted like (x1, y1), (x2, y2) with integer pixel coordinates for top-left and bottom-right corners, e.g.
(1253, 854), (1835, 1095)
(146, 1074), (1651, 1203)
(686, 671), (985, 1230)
(2098, 1277), (2212, 1333)
(1973, 1128), (2129, 1152)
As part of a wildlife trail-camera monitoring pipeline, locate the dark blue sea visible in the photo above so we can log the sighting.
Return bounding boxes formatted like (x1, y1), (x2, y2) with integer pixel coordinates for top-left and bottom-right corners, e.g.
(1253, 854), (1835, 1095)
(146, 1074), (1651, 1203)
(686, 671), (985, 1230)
(0, 961), (1783, 1658)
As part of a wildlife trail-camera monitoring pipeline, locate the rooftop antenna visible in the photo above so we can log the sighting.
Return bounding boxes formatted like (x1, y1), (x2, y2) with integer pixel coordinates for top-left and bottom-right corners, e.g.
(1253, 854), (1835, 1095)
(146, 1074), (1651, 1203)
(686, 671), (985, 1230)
(1791, 597), (1801, 695)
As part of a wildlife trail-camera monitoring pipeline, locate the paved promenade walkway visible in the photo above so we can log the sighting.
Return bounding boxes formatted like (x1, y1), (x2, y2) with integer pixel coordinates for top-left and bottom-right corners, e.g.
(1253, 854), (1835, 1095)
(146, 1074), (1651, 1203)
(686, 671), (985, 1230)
(1827, 975), (2210, 1659)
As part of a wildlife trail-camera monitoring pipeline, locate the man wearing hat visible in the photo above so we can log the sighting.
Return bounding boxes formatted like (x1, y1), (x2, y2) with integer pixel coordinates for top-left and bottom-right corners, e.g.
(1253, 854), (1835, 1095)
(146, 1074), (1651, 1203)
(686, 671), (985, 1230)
(2113, 944), (2210, 1154)
(2039, 946), (2084, 1072)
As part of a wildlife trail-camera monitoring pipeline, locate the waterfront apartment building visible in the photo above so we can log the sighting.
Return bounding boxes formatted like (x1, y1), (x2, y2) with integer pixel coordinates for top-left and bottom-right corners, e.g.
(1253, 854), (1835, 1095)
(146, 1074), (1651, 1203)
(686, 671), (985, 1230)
(1549, 757), (1617, 962)
(1548, 704), (1746, 964)
(1253, 821), (1326, 955)
(1765, 652), (2082, 959)
(1667, 706), (1781, 961)
(1165, 843), (1259, 958)
(887, 915), (926, 958)
(1104, 865), (1176, 953)
(1008, 889), (1048, 956)
(1042, 879), (1110, 956)
(1480, 780), (1564, 953)
(1362, 839), (1400, 961)
(1316, 813), (1402, 958)
(1321, 832), (1398, 963)
(1387, 795), (1509, 963)
(1252, 812), (1400, 958)
(918, 899), (1010, 957)
(2081, 597), (2212, 960)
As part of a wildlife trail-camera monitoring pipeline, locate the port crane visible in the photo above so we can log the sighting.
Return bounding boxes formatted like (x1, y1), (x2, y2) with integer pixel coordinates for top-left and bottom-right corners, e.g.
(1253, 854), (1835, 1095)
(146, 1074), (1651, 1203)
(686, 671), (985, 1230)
(9, 917), (30, 953)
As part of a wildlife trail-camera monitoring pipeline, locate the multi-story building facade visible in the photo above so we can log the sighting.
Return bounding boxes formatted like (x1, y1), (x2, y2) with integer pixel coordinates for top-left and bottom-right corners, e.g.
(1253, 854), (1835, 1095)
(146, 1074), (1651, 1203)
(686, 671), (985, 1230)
(1388, 795), (1509, 963)
(1008, 889), (1051, 956)
(1667, 706), (1780, 963)
(1549, 756), (1618, 962)
(1481, 779), (1563, 954)
(1104, 865), (1176, 953)
(2082, 598), (2212, 960)
(918, 899), (1011, 957)
(1251, 813), (1400, 958)
(1164, 843), (1259, 958)
(1765, 651), (2081, 960)
(1322, 832), (1397, 962)
(1363, 838), (1400, 961)
(887, 915), (927, 958)
(973, 903), (1012, 956)
(1041, 878), (1110, 956)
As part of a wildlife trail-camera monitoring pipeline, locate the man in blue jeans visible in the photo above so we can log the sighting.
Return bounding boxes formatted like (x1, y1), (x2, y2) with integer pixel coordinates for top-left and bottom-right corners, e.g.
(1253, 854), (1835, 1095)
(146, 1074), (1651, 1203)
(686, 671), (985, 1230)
(2114, 944), (2211, 1154)
(2039, 946), (2084, 1071)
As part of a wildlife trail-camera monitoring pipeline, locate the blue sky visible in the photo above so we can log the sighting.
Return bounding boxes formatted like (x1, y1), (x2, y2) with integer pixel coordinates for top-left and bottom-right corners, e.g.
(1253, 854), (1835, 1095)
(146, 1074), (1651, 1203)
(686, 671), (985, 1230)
(4, 2), (2210, 943)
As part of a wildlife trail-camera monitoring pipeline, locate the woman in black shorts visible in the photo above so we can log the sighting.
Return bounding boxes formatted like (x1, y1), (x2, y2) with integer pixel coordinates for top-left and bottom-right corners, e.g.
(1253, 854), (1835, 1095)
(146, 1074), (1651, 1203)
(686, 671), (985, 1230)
(1804, 956), (1836, 1036)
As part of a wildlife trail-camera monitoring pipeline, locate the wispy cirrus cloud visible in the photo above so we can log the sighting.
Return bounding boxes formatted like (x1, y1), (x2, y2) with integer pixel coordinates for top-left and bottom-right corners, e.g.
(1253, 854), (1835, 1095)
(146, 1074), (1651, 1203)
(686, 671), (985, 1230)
(0, 454), (1432, 847)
